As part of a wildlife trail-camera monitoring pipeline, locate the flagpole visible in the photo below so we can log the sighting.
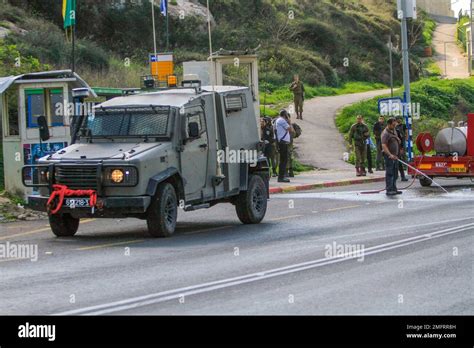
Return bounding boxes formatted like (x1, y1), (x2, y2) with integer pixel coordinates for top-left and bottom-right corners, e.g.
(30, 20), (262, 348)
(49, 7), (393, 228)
(151, 0), (157, 59)
(72, 23), (75, 73)
(63, 0), (76, 72)
(166, 0), (169, 50)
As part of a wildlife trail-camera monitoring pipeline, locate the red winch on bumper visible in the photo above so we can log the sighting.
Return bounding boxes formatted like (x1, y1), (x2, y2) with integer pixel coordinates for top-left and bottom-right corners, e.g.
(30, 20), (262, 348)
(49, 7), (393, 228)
(46, 184), (98, 214)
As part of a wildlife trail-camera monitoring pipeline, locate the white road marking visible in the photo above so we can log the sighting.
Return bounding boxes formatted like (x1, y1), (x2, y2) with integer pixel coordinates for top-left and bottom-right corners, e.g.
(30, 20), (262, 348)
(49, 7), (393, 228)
(312, 216), (474, 242)
(55, 222), (474, 315)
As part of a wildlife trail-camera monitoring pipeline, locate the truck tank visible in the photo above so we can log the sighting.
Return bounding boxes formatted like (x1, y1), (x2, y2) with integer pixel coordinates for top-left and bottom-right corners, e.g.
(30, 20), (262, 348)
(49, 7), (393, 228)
(434, 126), (468, 156)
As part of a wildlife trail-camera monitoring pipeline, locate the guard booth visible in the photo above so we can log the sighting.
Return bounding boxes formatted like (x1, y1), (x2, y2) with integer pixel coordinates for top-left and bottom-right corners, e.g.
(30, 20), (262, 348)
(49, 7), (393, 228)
(0, 70), (96, 196)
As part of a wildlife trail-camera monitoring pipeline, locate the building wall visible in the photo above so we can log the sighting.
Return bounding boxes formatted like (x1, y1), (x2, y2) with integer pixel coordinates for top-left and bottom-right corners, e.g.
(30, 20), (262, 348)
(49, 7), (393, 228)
(417, 0), (454, 17)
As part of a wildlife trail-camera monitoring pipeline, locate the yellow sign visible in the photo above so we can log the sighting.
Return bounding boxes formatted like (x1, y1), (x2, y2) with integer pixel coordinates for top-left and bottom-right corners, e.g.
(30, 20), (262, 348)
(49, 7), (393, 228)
(150, 54), (174, 82)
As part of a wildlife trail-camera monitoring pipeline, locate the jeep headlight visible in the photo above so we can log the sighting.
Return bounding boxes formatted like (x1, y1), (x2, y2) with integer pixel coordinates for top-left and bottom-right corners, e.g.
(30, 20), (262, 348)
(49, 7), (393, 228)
(111, 169), (124, 183)
(104, 167), (138, 186)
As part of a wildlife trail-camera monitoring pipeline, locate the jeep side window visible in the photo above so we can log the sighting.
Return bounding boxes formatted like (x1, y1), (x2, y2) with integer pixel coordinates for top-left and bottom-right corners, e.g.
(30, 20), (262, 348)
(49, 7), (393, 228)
(185, 111), (206, 139)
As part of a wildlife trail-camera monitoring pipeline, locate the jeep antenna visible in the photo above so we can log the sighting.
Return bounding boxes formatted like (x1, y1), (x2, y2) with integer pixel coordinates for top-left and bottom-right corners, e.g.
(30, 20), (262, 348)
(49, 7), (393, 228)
(207, 0), (223, 178)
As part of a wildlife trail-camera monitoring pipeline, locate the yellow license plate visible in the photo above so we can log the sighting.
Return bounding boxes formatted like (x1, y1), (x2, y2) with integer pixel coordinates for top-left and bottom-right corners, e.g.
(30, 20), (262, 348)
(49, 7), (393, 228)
(448, 167), (467, 173)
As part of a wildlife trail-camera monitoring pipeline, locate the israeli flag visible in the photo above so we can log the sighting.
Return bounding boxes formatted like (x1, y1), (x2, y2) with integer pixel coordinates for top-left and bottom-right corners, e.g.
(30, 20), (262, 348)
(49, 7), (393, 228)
(160, 0), (167, 16)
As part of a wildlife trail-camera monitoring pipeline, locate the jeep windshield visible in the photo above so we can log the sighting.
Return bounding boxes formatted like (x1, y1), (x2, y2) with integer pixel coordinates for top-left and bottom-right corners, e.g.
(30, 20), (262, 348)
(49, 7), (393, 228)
(84, 106), (171, 139)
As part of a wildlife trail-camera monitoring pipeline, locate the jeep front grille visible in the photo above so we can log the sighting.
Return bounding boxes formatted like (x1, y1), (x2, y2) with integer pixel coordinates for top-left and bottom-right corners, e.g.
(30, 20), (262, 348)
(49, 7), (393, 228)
(55, 166), (98, 190)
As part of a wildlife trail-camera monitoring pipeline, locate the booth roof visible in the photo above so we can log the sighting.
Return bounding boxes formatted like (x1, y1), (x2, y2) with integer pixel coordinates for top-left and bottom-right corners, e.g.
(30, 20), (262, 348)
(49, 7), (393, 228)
(0, 69), (97, 97)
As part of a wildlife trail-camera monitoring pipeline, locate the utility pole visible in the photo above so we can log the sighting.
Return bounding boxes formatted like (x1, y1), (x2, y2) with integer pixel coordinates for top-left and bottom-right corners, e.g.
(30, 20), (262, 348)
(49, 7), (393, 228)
(399, 0), (413, 161)
(388, 35), (394, 98)
(470, 0), (473, 75)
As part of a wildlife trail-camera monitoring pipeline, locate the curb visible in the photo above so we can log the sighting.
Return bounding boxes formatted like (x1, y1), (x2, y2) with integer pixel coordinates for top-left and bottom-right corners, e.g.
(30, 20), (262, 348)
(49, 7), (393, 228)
(269, 176), (385, 194)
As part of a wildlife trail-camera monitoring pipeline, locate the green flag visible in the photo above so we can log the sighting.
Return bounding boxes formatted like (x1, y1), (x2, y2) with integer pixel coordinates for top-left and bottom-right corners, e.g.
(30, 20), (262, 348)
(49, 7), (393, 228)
(62, 0), (76, 29)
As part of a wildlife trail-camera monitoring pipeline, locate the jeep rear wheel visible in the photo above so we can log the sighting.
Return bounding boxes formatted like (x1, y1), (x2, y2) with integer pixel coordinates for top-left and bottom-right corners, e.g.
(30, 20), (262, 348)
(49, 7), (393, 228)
(146, 182), (178, 237)
(235, 174), (267, 224)
(49, 213), (80, 237)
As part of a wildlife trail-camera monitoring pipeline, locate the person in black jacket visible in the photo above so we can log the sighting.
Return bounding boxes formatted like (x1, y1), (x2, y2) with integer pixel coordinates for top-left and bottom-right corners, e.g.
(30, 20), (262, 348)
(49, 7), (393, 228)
(395, 116), (408, 182)
(373, 116), (385, 171)
(261, 117), (277, 177)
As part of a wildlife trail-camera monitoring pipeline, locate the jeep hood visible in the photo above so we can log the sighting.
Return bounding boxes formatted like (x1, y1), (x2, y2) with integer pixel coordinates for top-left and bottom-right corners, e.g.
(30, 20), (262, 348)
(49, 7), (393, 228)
(47, 142), (165, 161)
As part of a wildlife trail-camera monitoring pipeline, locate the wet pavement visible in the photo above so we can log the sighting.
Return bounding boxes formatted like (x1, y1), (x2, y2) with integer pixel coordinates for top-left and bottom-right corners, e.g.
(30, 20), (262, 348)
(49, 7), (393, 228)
(1, 178), (473, 315)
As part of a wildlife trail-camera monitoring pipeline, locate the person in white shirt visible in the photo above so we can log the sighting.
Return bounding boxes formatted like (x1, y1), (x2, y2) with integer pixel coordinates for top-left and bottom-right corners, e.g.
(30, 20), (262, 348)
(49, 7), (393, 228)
(274, 109), (294, 183)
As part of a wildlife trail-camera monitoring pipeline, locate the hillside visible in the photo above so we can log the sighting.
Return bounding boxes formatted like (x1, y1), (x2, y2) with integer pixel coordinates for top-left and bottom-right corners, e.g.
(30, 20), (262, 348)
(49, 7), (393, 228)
(0, 0), (435, 89)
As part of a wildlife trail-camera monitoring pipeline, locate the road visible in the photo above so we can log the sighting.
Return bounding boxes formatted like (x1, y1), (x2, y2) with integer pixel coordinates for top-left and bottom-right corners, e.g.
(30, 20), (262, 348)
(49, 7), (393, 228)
(0, 179), (473, 315)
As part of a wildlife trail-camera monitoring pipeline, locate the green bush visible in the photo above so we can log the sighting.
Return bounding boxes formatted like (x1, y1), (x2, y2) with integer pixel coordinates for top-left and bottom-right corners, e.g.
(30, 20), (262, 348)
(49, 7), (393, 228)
(0, 39), (48, 76)
(9, 18), (69, 67)
(75, 40), (109, 71)
(457, 15), (470, 51)
(0, 3), (25, 23)
(422, 17), (436, 46)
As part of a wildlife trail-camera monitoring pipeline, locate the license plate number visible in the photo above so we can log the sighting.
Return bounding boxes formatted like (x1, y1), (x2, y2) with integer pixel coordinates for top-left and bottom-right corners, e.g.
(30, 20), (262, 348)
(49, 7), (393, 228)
(65, 198), (90, 208)
(448, 168), (467, 173)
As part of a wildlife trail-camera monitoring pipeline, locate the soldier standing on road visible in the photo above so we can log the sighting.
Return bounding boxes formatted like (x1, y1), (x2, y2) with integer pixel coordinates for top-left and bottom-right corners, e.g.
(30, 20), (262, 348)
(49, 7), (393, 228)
(395, 116), (409, 182)
(373, 116), (385, 171)
(290, 75), (305, 120)
(348, 115), (370, 177)
(381, 118), (402, 196)
(275, 109), (294, 183)
(260, 117), (278, 177)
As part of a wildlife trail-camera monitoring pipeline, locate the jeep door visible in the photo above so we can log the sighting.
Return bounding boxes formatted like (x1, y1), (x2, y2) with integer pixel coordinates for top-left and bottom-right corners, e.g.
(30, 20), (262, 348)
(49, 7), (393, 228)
(180, 107), (209, 200)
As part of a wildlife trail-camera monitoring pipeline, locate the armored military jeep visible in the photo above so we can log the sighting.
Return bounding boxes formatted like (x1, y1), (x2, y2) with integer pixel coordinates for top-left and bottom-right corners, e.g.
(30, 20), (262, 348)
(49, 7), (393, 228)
(23, 84), (269, 237)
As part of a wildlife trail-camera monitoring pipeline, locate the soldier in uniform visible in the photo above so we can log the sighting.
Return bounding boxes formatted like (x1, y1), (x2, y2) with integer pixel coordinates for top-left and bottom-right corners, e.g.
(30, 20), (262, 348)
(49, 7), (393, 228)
(348, 115), (370, 177)
(290, 75), (305, 120)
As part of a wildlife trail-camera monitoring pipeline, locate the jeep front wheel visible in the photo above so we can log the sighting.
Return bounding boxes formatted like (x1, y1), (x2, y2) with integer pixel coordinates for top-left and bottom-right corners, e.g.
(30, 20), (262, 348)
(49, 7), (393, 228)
(146, 182), (178, 237)
(235, 174), (267, 224)
(49, 213), (80, 237)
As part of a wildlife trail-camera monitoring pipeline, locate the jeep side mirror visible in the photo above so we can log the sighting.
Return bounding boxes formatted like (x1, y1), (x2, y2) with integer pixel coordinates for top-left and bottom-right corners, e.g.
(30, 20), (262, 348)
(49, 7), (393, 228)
(188, 122), (200, 138)
(37, 116), (50, 141)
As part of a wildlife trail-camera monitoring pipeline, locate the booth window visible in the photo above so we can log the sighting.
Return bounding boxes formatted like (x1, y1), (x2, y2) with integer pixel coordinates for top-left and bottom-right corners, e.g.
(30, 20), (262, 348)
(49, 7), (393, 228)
(5, 89), (19, 136)
(25, 88), (65, 128)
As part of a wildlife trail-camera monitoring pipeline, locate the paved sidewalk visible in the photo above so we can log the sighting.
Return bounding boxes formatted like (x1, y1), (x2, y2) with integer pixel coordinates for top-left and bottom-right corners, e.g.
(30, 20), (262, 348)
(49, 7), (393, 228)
(292, 89), (392, 171)
(432, 20), (469, 79)
(269, 169), (385, 194)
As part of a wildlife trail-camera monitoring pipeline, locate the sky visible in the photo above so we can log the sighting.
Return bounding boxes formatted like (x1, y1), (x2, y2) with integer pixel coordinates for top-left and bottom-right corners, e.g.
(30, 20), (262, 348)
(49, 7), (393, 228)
(451, 0), (471, 17)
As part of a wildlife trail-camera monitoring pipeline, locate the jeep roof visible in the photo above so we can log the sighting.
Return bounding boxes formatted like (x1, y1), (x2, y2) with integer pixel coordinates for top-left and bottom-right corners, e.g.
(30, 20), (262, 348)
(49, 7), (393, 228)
(94, 86), (249, 109)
